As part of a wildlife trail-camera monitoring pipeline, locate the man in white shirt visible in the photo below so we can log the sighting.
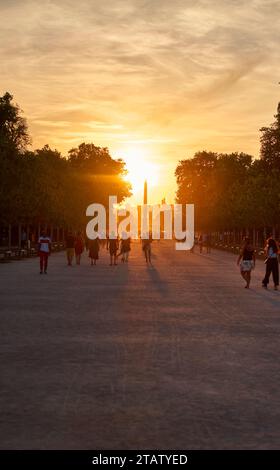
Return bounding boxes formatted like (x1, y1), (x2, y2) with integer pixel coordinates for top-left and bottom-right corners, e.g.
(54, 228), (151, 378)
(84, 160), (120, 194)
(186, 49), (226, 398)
(38, 230), (51, 274)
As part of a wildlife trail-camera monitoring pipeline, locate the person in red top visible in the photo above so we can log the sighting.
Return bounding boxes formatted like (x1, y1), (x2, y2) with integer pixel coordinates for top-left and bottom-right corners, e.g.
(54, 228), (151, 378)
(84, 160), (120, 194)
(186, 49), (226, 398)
(38, 230), (51, 274)
(74, 231), (84, 265)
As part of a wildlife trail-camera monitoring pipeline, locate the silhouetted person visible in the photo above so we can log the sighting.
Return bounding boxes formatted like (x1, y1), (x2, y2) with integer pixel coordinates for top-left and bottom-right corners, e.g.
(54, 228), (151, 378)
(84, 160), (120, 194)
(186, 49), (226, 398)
(198, 234), (203, 253)
(142, 232), (152, 264)
(66, 231), (75, 266)
(21, 230), (27, 249)
(38, 230), (51, 274)
(119, 233), (131, 263)
(206, 233), (212, 254)
(262, 238), (279, 290)
(107, 233), (118, 266)
(74, 231), (84, 265)
(88, 238), (100, 265)
(237, 237), (255, 288)
(190, 236), (195, 253)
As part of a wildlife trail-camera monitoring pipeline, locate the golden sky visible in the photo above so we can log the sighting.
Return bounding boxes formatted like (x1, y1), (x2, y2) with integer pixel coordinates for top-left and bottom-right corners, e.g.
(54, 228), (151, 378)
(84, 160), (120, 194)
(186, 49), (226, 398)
(1, 0), (280, 203)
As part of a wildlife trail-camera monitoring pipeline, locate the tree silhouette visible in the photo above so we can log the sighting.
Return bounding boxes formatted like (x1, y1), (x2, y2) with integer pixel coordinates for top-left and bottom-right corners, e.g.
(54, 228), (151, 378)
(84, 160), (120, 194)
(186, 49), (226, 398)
(0, 92), (30, 153)
(260, 103), (280, 170)
(0, 93), (131, 242)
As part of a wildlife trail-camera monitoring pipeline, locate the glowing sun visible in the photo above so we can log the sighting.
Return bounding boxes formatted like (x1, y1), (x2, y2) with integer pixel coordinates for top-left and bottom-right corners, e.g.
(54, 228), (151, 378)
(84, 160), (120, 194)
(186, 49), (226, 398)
(122, 147), (159, 192)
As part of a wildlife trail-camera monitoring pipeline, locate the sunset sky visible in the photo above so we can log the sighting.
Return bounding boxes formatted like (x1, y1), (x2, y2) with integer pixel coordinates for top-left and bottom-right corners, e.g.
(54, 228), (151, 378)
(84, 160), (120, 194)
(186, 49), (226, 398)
(1, 0), (280, 203)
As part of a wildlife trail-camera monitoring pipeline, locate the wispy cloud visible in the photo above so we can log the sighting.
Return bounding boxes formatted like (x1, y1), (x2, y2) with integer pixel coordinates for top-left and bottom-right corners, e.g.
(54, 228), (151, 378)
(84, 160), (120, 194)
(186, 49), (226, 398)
(86, 122), (124, 130)
(33, 120), (71, 128)
(0, 0), (280, 201)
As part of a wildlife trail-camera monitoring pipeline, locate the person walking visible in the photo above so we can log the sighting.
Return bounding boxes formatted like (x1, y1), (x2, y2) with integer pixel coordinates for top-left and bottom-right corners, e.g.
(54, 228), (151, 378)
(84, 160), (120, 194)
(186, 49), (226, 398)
(206, 233), (212, 254)
(190, 235), (196, 253)
(198, 234), (203, 254)
(88, 237), (100, 266)
(107, 233), (119, 266)
(21, 229), (27, 249)
(65, 230), (75, 266)
(262, 238), (279, 290)
(74, 231), (84, 265)
(119, 235), (131, 263)
(202, 233), (208, 252)
(38, 230), (51, 274)
(142, 232), (152, 264)
(119, 236), (126, 263)
(237, 237), (255, 288)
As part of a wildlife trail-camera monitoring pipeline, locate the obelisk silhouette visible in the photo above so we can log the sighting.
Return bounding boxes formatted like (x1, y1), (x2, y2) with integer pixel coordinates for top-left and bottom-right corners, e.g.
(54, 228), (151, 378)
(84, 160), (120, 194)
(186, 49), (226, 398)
(143, 179), (147, 205)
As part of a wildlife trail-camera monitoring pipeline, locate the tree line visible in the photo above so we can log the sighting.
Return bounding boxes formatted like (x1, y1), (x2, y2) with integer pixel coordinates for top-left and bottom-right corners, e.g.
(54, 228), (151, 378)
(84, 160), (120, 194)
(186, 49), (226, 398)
(1, 91), (280, 248)
(175, 102), (280, 246)
(0, 92), (131, 246)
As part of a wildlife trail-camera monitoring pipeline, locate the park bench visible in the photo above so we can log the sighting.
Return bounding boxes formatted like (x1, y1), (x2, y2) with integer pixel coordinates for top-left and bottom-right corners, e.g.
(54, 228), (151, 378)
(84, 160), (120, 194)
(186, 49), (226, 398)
(0, 250), (13, 262)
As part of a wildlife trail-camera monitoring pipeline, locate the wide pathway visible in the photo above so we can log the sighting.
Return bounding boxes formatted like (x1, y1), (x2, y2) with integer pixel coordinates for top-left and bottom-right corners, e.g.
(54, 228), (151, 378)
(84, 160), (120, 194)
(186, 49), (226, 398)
(1, 241), (280, 449)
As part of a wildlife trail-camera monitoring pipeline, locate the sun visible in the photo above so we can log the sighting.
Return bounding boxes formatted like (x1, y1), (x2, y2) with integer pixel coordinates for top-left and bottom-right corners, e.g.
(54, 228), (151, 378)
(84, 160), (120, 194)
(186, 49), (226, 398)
(122, 147), (159, 192)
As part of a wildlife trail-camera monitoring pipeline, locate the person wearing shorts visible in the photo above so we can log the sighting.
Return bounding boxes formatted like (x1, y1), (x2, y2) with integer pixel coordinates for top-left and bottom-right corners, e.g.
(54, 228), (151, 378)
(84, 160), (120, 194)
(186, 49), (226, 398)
(107, 233), (119, 266)
(38, 230), (51, 274)
(237, 237), (255, 288)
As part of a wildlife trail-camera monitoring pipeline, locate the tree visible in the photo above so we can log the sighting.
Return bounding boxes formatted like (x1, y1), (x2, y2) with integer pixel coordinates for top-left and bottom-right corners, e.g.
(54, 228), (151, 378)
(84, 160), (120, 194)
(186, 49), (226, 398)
(0, 93), (132, 235)
(0, 92), (31, 226)
(68, 143), (131, 215)
(175, 151), (218, 230)
(0, 92), (30, 153)
(260, 102), (280, 170)
(175, 151), (253, 232)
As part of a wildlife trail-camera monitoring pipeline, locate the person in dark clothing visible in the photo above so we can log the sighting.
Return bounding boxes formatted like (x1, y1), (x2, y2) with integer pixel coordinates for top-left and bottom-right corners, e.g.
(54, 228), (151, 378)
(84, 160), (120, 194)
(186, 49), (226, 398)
(74, 231), (84, 265)
(107, 233), (119, 266)
(88, 238), (100, 266)
(66, 231), (75, 266)
(198, 234), (203, 253)
(206, 233), (212, 254)
(142, 232), (152, 264)
(21, 230), (27, 249)
(262, 238), (279, 290)
(119, 234), (131, 263)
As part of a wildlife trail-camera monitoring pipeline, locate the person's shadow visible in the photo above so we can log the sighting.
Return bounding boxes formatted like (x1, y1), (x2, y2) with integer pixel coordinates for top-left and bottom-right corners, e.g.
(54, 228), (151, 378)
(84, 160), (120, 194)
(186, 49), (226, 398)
(146, 263), (168, 296)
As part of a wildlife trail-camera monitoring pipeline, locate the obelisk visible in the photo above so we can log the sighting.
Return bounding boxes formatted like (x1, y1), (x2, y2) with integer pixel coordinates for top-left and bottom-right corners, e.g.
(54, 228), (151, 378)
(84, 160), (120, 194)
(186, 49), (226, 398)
(143, 179), (147, 205)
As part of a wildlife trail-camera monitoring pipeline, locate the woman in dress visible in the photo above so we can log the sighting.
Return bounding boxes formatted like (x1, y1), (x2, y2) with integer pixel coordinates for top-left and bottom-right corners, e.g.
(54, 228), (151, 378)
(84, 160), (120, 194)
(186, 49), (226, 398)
(262, 238), (279, 290)
(237, 237), (255, 289)
(74, 231), (84, 265)
(88, 237), (100, 266)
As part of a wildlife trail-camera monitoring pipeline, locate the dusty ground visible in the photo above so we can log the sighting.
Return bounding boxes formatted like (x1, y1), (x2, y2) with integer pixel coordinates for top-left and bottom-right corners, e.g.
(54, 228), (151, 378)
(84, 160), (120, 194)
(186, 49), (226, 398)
(1, 241), (280, 449)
